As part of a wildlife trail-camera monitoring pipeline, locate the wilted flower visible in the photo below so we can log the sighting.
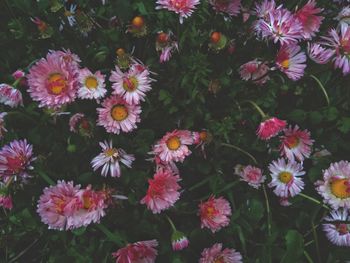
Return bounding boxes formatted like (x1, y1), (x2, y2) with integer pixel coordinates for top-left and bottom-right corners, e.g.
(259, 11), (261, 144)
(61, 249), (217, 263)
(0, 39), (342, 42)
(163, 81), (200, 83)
(112, 240), (158, 263)
(156, 0), (200, 24)
(239, 60), (270, 85)
(69, 113), (93, 137)
(0, 194), (13, 210)
(156, 31), (179, 63)
(209, 0), (241, 17)
(199, 243), (243, 263)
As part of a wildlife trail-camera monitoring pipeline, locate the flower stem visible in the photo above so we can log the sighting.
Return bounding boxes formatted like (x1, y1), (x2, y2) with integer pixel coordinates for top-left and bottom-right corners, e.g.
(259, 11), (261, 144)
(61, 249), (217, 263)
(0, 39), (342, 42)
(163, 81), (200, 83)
(242, 100), (267, 119)
(310, 74), (329, 106)
(96, 224), (125, 246)
(166, 215), (177, 232)
(221, 143), (258, 165)
(299, 193), (330, 210)
(262, 185), (272, 236)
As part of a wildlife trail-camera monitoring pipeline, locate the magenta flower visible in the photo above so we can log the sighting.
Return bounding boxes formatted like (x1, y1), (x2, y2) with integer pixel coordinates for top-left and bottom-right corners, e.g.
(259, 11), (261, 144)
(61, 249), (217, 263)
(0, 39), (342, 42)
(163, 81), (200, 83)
(199, 243), (243, 263)
(238, 165), (266, 189)
(209, 0), (241, 17)
(257, 117), (287, 140)
(0, 84), (23, 108)
(239, 60), (270, 85)
(171, 230), (189, 251)
(307, 43), (335, 64)
(156, 0), (200, 24)
(112, 240), (158, 263)
(275, 45), (306, 81)
(0, 194), (13, 210)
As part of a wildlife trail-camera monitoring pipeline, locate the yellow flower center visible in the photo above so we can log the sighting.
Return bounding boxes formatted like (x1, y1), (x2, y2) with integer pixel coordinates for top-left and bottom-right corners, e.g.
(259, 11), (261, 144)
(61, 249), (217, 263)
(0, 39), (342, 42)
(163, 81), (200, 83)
(331, 178), (350, 199)
(83, 195), (92, 209)
(206, 207), (215, 217)
(47, 73), (66, 95)
(122, 76), (138, 92)
(111, 105), (128, 121)
(281, 59), (290, 69)
(166, 136), (181, 150)
(104, 148), (117, 157)
(214, 257), (225, 263)
(286, 135), (300, 149)
(85, 76), (98, 89)
(279, 171), (293, 184)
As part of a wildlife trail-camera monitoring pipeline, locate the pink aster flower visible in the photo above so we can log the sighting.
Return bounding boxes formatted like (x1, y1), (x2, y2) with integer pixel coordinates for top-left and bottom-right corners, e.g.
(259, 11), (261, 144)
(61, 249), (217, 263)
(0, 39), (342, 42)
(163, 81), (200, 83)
(238, 165), (266, 189)
(152, 154), (179, 175)
(27, 50), (79, 109)
(140, 169), (181, 214)
(156, 0), (200, 24)
(0, 139), (35, 183)
(198, 196), (232, 233)
(112, 240), (158, 263)
(171, 230), (189, 251)
(257, 8), (303, 45)
(239, 60), (270, 85)
(295, 0), (324, 40)
(321, 24), (350, 75)
(97, 95), (141, 134)
(199, 243), (243, 263)
(0, 112), (7, 139)
(0, 194), (13, 210)
(257, 117), (287, 140)
(152, 130), (194, 163)
(307, 43), (335, 64)
(110, 64), (152, 105)
(275, 45), (306, 81)
(268, 158), (305, 198)
(323, 209), (350, 246)
(91, 140), (135, 178)
(78, 68), (106, 100)
(253, 0), (277, 19)
(53, 49), (81, 70)
(315, 161), (350, 210)
(279, 125), (313, 162)
(0, 84), (23, 108)
(209, 0), (241, 17)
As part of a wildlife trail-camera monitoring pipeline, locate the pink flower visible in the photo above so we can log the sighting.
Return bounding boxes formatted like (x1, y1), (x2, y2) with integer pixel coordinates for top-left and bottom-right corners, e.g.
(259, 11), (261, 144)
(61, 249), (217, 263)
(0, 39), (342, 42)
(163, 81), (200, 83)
(112, 240), (158, 263)
(0, 84), (23, 108)
(152, 154), (179, 175)
(0, 112), (7, 139)
(0, 139), (35, 183)
(275, 45), (306, 81)
(91, 140), (135, 178)
(78, 68), (106, 100)
(140, 169), (181, 214)
(156, 0), (200, 24)
(199, 243), (243, 263)
(307, 43), (335, 64)
(171, 231), (189, 251)
(323, 209), (350, 246)
(198, 196), (232, 233)
(257, 117), (287, 140)
(253, 0), (277, 19)
(335, 6), (350, 27)
(12, 70), (25, 80)
(295, 0), (324, 40)
(280, 125), (313, 162)
(110, 64), (152, 105)
(156, 31), (179, 63)
(209, 0), (241, 17)
(239, 60), (270, 85)
(238, 165), (266, 189)
(152, 130), (194, 163)
(69, 113), (93, 137)
(0, 194), (13, 210)
(27, 50), (79, 109)
(97, 95), (141, 134)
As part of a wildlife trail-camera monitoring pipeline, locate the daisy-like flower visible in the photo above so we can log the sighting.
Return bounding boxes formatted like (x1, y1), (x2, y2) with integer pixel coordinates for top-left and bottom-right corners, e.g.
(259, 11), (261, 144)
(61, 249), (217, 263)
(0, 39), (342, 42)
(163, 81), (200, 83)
(257, 8), (303, 45)
(171, 230), (189, 251)
(307, 43), (335, 64)
(280, 125), (313, 162)
(275, 45), (306, 81)
(0, 139), (35, 183)
(238, 165), (266, 189)
(110, 64), (152, 105)
(97, 95), (141, 134)
(0, 194), (13, 210)
(140, 169), (181, 214)
(91, 140), (135, 178)
(112, 240), (158, 263)
(156, 32), (179, 63)
(323, 209), (350, 246)
(295, 0), (324, 40)
(69, 113), (94, 138)
(268, 158), (305, 198)
(152, 130), (194, 163)
(78, 68), (106, 100)
(27, 50), (79, 109)
(336, 6), (350, 27)
(64, 4), (77, 27)
(198, 196), (232, 233)
(199, 243), (243, 263)
(321, 24), (350, 75)
(155, 0), (200, 24)
(315, 161), (350, 209)
(239, 60), (270, 85)
(0, 112), (7, 139)
(209, 0), (241, 17)
(0, 84), (23, 108)
(253, 0), (277, 19)
(257, 117), (287, 140)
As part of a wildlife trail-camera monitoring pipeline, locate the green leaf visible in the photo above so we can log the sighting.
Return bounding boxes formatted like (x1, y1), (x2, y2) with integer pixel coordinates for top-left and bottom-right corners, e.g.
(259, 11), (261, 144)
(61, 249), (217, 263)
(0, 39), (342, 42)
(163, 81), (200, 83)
(281, 230), (304, 263)
(337, 117), (350, 133)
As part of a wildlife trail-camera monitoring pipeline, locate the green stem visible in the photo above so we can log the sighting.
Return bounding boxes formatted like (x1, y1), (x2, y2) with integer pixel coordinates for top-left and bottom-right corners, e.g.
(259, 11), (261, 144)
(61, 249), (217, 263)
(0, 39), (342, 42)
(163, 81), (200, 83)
(310, 74), (330, 106)
(166, 215), (177, 232)
(11, 78), (22, 88)
(242, 100), (267, 119)
(303, 250), (314, 263)
(262, 185), (272, 236)
(96, 224), (124, 246)
(299, 193), (330, 210)
(37, 171), (55, 186)
(221, 143), (258, 165)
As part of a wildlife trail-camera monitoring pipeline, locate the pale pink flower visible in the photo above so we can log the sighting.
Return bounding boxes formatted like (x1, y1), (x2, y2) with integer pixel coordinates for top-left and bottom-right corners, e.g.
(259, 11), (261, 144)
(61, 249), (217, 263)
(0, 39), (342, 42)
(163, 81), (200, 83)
(91, 140), (135, 178)
(171, 231), (189, 251)
(0, 112), (7, 139)
(0, 194), (13, 210)
(239, 60), (270, 85)
(198, 196), (232, 233)
(112, 240), (158, 263)
(97, 95), (141, 134)
(295, 0), (324, 40)
(152, 154), (179, 175)
(238, 165), (266, 189)
(275, 45), (306, 81)
(140, 169), (181, 214)
(253, 0), (277, 19)
(27, 50), (79, 109)
(323, 209), (350, 246)
(152, 130), (194, 163)
(268, 158), (305, 198)
(257, 117), (287, 140)
(335, 6), (350, 27)
(199, 243), (243, 263)
(0, 139), (35, 183)
(279, 125), (313, 162)
(209, 0), (241, 17)
(0, 84), (23, 108)
(12, 70), (25, 80)
(78, 68), (106, 100)
(307, 43), (335, 64)
(156, 0), (200, 24)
